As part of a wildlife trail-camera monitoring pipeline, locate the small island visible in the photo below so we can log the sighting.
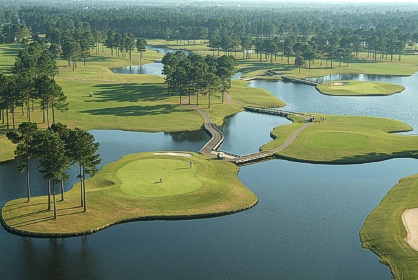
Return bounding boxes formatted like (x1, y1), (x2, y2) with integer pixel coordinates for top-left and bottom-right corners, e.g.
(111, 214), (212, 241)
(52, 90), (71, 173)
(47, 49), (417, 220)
(360, 173), (418, 280)
(0, 152), (258, 237)
(316, 80), (405, 96)
(261, 114), (418, 164)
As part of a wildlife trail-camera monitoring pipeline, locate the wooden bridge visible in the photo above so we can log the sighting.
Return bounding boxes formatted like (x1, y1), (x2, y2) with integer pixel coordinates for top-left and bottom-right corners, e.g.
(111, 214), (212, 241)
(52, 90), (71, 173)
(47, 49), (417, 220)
(198, 106), (312, 166)
(244, 106), (300, 118)
(281, 75), (318, 86)
(199, 122), (224, 157)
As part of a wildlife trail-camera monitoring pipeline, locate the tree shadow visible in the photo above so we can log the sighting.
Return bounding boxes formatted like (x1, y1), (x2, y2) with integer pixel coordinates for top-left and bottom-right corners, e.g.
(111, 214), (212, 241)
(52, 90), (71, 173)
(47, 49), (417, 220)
(81, 104), (188, 117)
(333, 150), (418, 164)
(12, 216), (54, 227)
(90, 83), (167, 103)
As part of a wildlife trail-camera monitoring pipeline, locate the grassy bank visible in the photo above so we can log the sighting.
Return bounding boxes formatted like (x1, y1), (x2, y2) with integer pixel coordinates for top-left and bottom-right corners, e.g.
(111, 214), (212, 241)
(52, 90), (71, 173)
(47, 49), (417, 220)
(1, 152), (258, 235)
(316, 81), (405, 96)
(261, 114), (418, 163)
(360, 174), (418, 279)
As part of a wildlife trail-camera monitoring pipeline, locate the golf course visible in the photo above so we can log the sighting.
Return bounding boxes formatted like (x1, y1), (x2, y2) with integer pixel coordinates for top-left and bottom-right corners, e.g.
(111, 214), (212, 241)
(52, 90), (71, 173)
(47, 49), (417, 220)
(1, 37), (418, 279)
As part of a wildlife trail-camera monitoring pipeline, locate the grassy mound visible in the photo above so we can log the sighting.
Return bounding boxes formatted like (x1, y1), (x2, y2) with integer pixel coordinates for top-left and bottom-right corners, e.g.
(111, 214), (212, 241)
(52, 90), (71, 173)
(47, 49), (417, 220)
(316, 80), (405, 96)
(360, 174), (418, 279)
(1, 152), (258, 235)
(261, 114), (418, 163)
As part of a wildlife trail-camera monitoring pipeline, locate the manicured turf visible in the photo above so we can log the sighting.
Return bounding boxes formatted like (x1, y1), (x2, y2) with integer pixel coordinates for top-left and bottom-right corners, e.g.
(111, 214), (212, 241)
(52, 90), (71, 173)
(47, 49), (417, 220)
(360, 174), (418, 279)
(118, 158), (202, 197)
(316, 81), (405, 96)
(1, 152), (258, 234)
(261, 114), (418, 163)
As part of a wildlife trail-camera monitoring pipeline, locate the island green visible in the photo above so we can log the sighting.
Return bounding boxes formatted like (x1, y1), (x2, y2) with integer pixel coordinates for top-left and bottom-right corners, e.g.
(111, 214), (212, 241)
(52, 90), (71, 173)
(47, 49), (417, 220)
(1, 152), (258, 235)
(316, 81), (405, 96)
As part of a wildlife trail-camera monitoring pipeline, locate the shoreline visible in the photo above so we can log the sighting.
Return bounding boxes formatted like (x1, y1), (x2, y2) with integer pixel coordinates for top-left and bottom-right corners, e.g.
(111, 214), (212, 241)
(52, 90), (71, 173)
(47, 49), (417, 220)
(0, 199), (258, 238)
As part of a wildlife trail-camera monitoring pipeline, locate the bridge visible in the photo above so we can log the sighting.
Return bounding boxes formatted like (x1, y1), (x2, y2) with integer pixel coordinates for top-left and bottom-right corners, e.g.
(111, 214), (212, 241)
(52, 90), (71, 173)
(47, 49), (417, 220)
(281, 75), (319, 86)
(198, 106), (312, 165)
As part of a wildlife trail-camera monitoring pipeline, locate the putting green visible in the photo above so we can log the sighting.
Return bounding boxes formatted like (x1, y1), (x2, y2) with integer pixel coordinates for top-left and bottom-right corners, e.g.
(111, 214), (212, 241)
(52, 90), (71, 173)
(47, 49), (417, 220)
(316, 80), (404, 96)
(118, 158), (202, 197)
(0, 152), (258, 236)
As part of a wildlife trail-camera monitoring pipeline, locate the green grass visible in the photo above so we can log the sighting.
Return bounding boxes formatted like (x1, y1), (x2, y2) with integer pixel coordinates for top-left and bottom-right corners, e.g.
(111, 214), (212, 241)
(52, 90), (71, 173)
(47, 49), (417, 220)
(0, 43), (283, 161)
(261, 114), (418, 163)
(360, 174), (418, 279)
(118, 158), (202, 197)
(1, 152), (258, 234)
(0, 44), (21, 74)
(316, 81), (405, 96)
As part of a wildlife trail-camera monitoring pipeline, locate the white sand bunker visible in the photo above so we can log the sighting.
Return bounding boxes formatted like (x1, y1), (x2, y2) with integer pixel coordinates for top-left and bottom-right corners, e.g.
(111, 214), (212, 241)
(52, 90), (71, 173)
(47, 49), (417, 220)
(331, 82), (344, 86)
(402, 209), (418, 251)
(153, 152), (192, 157)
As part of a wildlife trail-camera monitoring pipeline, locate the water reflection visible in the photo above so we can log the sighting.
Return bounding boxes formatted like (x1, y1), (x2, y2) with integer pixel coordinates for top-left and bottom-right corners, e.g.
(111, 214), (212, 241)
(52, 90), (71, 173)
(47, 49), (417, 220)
(111, 63), (164, 75)
(220, 111), (291, 155)
(16, 236), (98, 280)
(250, 72), (418, 134)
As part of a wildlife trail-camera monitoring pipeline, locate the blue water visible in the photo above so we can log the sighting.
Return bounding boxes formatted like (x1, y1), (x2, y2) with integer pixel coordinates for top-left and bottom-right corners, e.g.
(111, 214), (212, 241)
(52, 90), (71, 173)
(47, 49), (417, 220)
(2, 49), (418, 279)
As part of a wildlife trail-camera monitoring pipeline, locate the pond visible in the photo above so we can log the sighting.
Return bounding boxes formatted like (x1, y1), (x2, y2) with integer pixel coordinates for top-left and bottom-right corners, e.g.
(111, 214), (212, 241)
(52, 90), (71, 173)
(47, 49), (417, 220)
(2, 127), (406, 279)
(250, 72), (418, 134)
(111, 46), (190, 76)
(2, 49), (418, 279)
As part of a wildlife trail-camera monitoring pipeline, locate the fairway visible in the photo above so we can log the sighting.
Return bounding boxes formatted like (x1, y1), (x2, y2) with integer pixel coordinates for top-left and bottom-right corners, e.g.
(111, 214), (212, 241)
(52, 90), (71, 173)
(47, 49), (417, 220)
(262, 114), (418, 163)
(119, 158), (202, 197)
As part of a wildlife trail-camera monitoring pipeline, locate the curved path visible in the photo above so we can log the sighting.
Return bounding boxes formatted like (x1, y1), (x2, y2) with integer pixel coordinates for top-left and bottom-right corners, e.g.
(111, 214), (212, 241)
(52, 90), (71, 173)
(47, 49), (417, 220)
(196, 107), (225, 158)
(185, 94), (313, 164)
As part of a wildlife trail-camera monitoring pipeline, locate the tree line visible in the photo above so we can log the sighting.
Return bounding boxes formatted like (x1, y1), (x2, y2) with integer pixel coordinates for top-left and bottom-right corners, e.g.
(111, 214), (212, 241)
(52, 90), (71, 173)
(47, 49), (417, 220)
(1, 4), (416, 72)
(162, 52), (237, 108)
(0, 41), (68, 130)
(7, 122), (101, 219)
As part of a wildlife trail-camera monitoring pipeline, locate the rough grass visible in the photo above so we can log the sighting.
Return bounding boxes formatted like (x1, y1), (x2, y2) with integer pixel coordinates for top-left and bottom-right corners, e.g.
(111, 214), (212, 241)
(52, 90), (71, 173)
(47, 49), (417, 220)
(1, 152), (258, 234)
(316, 81), (405, 96)
(261, 114), (418, 163)
(360, 174), (418, 279)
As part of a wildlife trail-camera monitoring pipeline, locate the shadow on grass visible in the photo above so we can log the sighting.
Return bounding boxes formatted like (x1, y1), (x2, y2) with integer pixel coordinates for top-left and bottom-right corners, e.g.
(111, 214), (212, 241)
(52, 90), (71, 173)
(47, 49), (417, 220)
(81, 104), (189, 117)
(7, 209), (50, 221)
(91, 83), (167, 103)
(335, 150), (418, 164)
(3, 202), (47, 212)
(12, 216), (55, 227)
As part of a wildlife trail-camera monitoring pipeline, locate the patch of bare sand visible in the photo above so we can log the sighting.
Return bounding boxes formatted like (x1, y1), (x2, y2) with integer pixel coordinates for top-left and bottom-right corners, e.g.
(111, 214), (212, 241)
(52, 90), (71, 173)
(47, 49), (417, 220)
(402, 208), (418, 251)
(153, 152), (192, 157)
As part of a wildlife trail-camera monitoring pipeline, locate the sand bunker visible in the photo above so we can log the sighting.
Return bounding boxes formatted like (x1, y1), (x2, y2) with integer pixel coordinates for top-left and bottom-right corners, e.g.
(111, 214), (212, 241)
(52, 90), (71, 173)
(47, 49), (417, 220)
(402, 209), (418, 251)
(331, 82), (344, 86)
(153, 152), (192, 157)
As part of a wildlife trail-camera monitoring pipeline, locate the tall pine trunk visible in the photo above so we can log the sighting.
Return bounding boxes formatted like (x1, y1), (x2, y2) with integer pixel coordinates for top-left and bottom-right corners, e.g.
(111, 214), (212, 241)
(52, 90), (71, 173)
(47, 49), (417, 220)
(53, 179), (57, 219)
(26, 160), (30, 201)
(47, 179), (51, 210)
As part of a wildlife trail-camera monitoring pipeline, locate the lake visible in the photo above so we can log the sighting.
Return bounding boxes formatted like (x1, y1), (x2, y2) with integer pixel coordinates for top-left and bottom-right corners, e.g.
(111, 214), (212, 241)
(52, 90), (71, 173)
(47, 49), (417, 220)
(2, 54), (418, 279)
